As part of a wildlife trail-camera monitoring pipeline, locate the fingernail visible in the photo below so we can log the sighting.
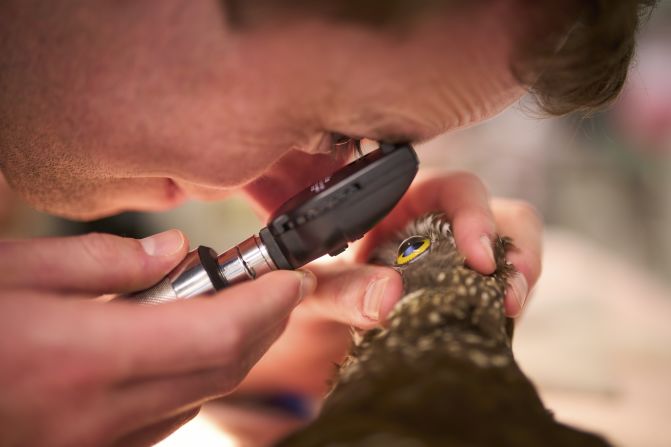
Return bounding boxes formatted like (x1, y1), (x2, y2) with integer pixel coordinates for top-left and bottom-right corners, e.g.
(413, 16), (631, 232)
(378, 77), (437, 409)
(480, 235), (496, 266)
(509, 272), (528, 312)
(296, 269), (317, 302)
(363, 277), (388, 321)
(140, 230), (184, 257)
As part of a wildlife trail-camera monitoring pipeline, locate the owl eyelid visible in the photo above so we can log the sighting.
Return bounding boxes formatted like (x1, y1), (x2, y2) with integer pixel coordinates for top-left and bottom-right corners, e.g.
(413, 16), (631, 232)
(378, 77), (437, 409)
(395, 236), (431, 265)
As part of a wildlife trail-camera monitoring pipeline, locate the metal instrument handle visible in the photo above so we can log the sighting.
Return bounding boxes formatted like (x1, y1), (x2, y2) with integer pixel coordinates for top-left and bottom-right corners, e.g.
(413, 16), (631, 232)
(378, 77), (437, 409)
(125, 277), (180, 305)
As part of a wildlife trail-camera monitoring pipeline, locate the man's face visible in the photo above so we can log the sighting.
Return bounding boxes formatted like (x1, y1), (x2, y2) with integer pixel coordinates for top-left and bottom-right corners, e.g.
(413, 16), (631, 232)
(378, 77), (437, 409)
(0, 1), (524, 219)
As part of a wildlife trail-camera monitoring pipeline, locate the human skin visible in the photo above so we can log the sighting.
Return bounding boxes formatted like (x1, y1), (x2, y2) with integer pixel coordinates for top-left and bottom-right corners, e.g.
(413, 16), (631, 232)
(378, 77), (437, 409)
(0, 1), (543, 445)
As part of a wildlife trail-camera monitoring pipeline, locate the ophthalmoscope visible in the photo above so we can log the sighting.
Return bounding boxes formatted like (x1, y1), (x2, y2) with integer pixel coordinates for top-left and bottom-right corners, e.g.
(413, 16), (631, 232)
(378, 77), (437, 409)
(124, 142), (418, 305)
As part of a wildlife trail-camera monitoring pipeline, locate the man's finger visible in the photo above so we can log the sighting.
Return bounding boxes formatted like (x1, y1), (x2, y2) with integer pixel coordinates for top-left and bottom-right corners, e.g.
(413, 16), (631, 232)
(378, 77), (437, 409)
(100, 270), (315, 379)
(491, 199), (543, 317)
(0, 230), (188, 294)
(300, 262), (403, 329)
(107, 365), (252, 436)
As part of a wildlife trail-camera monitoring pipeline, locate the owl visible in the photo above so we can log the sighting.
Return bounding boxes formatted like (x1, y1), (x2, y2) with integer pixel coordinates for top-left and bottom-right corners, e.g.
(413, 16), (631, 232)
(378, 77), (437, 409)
(277, 214), (611, 447)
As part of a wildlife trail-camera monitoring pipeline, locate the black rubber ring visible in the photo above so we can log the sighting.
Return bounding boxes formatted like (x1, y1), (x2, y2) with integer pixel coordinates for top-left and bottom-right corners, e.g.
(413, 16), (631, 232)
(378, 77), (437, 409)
(259, 227), (292, 269)
(198, 245), (228, 291)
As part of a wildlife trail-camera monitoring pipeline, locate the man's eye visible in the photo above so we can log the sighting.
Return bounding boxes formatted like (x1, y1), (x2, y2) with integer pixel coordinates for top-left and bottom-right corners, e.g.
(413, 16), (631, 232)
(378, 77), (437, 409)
(396, 236), (431, 265)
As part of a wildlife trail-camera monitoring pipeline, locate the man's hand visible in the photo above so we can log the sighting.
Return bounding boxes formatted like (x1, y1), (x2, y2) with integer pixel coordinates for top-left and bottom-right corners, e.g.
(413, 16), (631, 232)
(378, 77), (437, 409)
(353, 171), (543, 319)
(0, 230), (315, 446)
(268, 171), (542, 328)
(239, 171), (543, 397)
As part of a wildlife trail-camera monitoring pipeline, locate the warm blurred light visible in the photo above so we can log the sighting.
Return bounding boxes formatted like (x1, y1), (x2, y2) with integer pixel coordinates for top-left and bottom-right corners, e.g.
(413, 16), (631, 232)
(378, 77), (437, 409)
(156, 413), (238, 447)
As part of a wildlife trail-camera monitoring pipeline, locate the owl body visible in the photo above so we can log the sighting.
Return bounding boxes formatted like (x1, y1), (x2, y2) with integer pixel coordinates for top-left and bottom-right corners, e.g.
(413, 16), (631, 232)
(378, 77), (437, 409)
(278, 214), (610, 447)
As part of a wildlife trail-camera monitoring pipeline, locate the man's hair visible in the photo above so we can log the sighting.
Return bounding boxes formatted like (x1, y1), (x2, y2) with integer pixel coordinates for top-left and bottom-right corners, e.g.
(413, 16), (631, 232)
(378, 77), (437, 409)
(515, 0), (657, 115)
(222, 0), (658, 116)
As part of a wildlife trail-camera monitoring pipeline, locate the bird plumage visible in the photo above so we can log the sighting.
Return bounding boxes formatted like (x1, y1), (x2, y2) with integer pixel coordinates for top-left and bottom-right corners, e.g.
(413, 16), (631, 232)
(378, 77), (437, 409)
(277, 214), (611, 447)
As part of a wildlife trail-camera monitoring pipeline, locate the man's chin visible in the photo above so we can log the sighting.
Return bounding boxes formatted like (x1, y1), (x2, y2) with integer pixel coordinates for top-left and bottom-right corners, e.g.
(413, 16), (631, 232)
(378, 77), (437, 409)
(27, 178), (190, 222)
(39, 199), (186, 222)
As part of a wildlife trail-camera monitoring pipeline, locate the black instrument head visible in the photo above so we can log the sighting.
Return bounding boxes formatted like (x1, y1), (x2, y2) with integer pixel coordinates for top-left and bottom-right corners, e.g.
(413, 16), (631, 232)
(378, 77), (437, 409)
(260, 142), (419, 269)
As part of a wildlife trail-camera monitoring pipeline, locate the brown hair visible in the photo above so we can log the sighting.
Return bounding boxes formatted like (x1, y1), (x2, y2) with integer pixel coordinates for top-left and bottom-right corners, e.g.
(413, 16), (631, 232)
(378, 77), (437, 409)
(515, 0), (658, 115)
(222, 0), (658, 116)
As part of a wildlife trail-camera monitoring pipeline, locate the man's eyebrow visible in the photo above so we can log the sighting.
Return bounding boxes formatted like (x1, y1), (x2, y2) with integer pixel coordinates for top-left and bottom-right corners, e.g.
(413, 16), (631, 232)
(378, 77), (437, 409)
(365, 124), (426, 144)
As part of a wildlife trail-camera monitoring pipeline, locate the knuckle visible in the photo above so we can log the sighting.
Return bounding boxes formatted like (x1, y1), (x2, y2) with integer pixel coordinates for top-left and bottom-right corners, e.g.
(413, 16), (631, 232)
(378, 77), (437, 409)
(468, 206), (494, 223)
(217, 324), (245, 361)
(447, 170), (480, 185)
(446, 171), (488, 193)
(453, 206), (495, 235)
(77, 233), (125, 266)
(77, 233), (146, 284)
(506, 200), (544, 228)
(513, 253), (542, 284)
(338, 274), (372, 322)
(214, 358), (251, 394)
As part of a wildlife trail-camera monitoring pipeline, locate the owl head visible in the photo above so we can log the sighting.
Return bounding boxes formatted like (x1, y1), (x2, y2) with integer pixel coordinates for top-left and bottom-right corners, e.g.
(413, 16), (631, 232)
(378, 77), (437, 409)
(372, 213), (466, 293)
(372, 213), (515, 342)
(372, 213), (513, 294)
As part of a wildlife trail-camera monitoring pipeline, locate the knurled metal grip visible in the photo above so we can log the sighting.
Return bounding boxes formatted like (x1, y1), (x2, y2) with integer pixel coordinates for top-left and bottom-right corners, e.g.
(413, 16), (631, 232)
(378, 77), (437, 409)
(121, 239), (277, 304)
(121, 246), (222, 304)
(126, 277), (180, 305)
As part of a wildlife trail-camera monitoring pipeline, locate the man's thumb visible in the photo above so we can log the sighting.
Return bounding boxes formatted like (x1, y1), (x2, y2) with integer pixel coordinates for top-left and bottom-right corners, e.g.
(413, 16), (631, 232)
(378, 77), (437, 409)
(0, 230), (188, 294)
(300, 262), (404, 329)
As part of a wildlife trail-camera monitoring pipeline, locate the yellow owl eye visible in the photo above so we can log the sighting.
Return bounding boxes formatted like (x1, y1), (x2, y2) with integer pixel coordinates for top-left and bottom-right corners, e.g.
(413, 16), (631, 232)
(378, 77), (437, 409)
(395, 236), (431, 265)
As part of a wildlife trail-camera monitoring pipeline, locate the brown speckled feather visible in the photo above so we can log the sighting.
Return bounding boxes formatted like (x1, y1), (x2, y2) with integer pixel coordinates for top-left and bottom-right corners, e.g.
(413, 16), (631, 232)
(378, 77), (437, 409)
(277, 214), (611, 447)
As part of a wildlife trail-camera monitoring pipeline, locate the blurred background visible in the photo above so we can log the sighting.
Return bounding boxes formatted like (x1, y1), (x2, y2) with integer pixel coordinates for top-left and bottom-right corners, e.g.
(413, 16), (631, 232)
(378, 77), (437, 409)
(1, 3), (670, 447)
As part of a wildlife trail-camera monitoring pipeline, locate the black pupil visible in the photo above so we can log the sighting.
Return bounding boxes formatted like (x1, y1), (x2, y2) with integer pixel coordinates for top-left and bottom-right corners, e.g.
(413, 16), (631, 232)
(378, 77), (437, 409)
(401, 238), (425, 257)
